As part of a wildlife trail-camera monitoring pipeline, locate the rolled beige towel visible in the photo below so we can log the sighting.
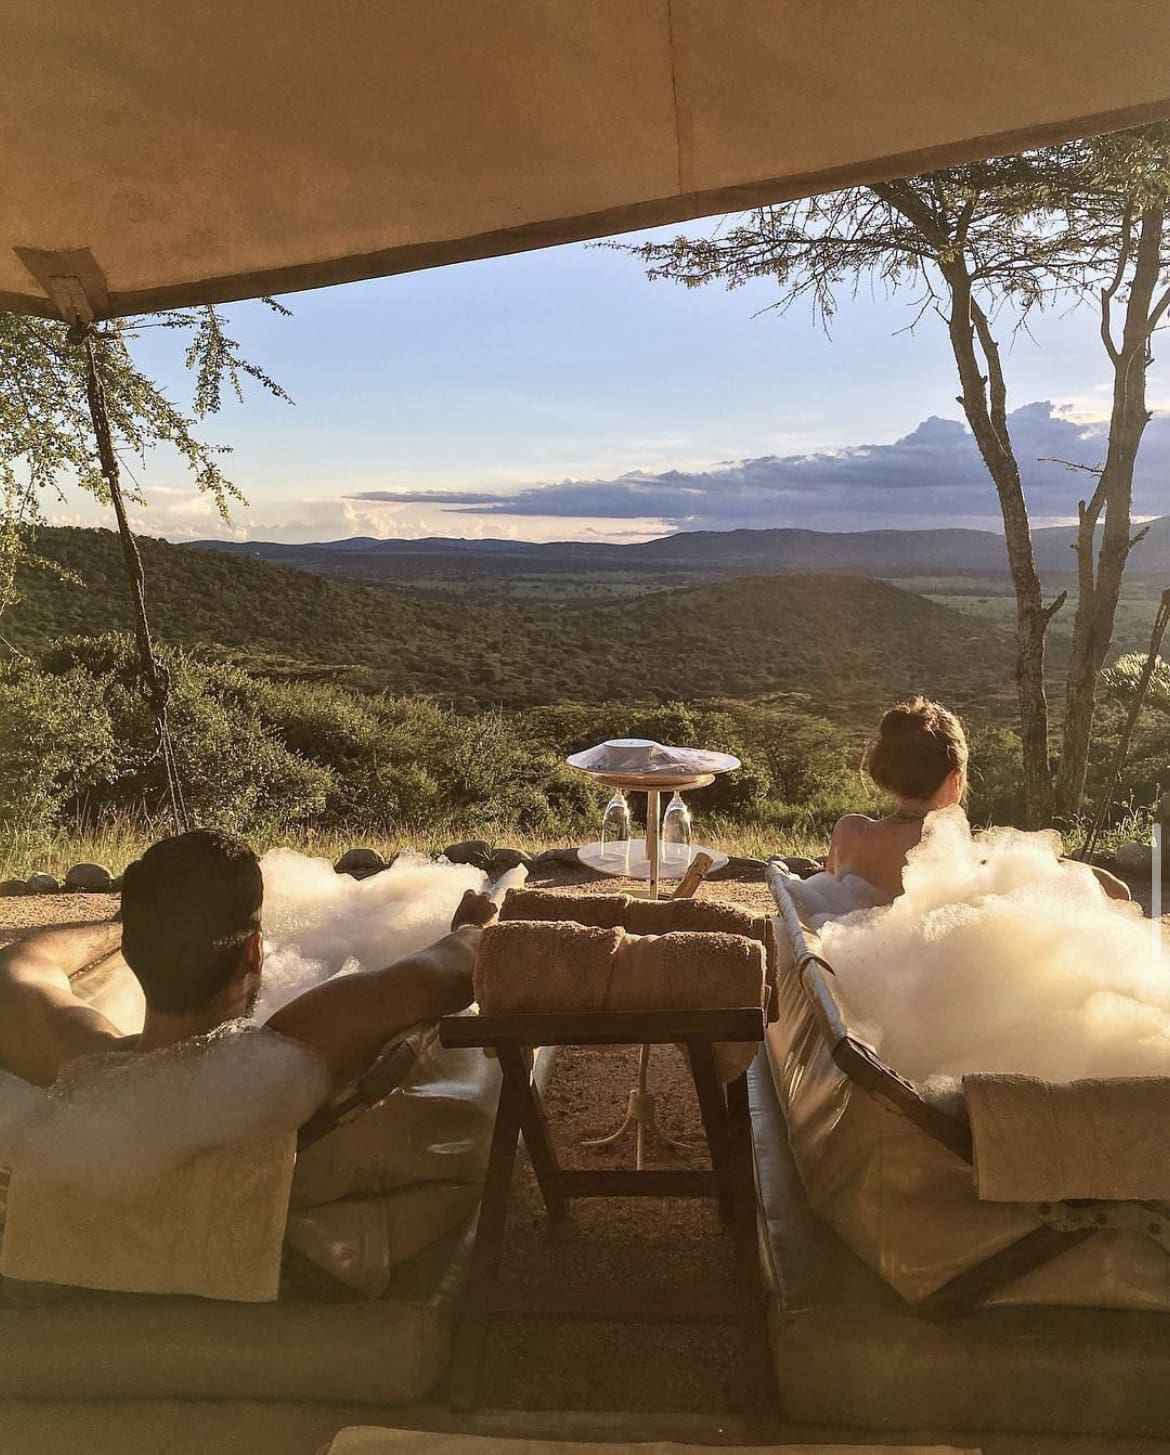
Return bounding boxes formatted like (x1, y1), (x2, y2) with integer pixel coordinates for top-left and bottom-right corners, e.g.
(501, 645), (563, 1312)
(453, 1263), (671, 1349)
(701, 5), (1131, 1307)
(613, 931), (765, 1080)
(622, 898), (763, 939)
(499, 888), (631, 928)
(474, 920), (623, 1014)
(474, 921), (764, 1080)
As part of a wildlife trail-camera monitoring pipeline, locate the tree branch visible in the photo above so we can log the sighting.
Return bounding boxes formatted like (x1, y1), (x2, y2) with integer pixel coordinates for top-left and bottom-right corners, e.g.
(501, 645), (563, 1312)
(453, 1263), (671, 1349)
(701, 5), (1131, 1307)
(1098, 204), (1133, 364)
(1043, 590), (1069, 622)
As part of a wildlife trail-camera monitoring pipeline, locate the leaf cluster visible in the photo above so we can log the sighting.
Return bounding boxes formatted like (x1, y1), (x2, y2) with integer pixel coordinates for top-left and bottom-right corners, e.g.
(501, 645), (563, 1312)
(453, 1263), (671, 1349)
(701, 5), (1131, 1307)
(0, 300), (291, 609)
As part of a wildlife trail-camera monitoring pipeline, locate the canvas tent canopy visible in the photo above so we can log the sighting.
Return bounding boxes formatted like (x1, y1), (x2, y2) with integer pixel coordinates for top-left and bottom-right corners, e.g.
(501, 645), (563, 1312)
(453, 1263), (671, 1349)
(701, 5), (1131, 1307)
(5, 0), (1170, 323)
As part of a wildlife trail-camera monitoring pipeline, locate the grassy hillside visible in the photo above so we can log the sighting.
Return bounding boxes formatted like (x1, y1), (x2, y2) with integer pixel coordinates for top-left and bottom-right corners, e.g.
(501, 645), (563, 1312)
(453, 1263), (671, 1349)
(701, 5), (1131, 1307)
(4, 527), (1016, 712)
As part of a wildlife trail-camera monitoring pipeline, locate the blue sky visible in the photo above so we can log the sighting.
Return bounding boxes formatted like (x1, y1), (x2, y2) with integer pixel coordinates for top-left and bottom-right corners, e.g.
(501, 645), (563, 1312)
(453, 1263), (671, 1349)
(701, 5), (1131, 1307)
(60, 225), (1169, 543)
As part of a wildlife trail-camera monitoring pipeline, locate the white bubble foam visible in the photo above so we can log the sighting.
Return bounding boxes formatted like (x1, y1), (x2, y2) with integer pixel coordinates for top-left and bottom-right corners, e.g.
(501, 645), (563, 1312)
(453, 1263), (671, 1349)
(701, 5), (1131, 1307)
(256, 849), (487, 1016)
(0, 1023), (328, 1199)
(819, 808), (1170, 1085)
(0, 850), (489, 1196)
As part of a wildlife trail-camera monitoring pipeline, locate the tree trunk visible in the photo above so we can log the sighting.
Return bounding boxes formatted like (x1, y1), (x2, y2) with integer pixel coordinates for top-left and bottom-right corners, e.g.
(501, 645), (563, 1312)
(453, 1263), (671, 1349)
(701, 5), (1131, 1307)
(943, 266), (1057, 827)
(1054, 205), (1164, 819)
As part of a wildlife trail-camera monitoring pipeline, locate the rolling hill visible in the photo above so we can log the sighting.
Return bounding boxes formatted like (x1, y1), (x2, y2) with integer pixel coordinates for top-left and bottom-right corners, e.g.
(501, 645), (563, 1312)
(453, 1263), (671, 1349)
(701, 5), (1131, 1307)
(5, 527), (1017, 712)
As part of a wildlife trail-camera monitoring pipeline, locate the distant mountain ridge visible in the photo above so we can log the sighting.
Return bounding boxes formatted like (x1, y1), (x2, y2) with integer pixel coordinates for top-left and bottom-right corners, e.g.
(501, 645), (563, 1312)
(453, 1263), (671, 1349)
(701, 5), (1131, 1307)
(187, 516), (1170, 578)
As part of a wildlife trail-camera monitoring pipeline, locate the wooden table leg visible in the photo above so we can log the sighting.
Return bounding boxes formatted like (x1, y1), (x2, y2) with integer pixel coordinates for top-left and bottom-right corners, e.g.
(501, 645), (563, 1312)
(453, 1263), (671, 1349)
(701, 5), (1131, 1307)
(724, 1069), (776, 1415)
(448, 1070), (525, 1411)
(498, 1042), (567, 1221)
(687, 1040), (733, 1222)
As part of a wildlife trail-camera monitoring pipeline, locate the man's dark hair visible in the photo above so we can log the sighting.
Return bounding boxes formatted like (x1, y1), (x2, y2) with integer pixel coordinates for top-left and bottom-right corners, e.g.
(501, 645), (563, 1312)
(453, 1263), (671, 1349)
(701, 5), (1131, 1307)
(120, 829), (263, 1015)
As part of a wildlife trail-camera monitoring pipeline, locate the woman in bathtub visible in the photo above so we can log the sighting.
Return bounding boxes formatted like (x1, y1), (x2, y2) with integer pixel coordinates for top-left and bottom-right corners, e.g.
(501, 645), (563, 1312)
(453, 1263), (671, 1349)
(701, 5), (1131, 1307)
(782, 696), (1129, 921)
(827, 696), (969, 902)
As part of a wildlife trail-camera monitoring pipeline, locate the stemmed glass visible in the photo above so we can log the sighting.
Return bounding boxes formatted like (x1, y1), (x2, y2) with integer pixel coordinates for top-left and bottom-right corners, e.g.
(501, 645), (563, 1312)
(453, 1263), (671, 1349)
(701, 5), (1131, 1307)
(600, 790), (632, 871)
(661, 790), (692, 869)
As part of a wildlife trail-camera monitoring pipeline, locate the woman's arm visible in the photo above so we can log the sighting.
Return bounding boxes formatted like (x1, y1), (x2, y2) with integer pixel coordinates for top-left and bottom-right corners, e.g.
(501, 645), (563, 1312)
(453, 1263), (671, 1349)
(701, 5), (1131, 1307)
(0, 921), (126, 1085)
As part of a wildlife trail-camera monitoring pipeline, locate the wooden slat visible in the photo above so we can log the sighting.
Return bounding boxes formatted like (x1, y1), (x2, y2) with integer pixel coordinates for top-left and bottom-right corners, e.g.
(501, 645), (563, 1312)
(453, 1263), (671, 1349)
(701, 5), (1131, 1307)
(497, 1043), (567, 1221)
(916, 1226), (1095, 1317)
(447, 1075), (524, 1411)
(440, 1007), (764, 1048)
(688, 1040), (733, 1221)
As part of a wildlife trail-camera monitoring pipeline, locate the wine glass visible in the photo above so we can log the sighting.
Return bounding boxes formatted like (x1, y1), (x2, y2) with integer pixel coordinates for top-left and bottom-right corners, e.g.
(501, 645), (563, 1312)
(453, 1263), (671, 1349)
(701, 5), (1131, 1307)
(661, 790), (692, 870)
(600, 790), (632, 871)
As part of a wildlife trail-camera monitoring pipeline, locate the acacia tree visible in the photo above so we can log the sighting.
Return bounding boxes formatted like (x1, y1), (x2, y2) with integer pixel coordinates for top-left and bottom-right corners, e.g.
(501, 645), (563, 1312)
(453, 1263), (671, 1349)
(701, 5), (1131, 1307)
(620, 126), (1170, 827)
(0, 301), (291, 614)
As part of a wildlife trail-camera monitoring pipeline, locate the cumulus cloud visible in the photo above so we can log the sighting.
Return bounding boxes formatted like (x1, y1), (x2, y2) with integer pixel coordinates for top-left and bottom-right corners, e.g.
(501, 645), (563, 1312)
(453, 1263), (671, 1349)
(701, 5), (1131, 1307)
(347, 403), (1170, 532)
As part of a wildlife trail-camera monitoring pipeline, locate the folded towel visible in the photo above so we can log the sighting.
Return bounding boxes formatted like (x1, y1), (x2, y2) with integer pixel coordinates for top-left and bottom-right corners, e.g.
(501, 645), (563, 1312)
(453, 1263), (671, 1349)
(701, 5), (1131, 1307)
(500, 889), (631, 928)
(965, 1073), (1170, 1202)
(501, 887), (764, 940)
(613, 930), (765, 1079)
(621, 897), (762, 938)
(475, 921), (764, 1079)
(1, 1133), (295, 1301)
(474, 920), (624, 1014)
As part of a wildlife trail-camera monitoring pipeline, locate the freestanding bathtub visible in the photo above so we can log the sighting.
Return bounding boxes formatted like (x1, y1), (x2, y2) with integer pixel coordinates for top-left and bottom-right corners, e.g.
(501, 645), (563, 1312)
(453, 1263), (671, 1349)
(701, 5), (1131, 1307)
(751, 874), (1170, 1437)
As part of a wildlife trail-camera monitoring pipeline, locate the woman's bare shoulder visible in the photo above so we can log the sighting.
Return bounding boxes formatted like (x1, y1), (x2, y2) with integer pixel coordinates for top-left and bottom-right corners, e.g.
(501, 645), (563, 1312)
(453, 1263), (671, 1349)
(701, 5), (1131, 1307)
(831, 813), (877, 840)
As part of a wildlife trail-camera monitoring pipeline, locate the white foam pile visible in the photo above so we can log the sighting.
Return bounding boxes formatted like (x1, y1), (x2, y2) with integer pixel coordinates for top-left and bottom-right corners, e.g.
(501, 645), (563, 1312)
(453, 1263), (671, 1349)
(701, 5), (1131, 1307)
(0, 850), (488, 1197)
(818, 808), (1170, 1086)
(0, 1023), (327, 1199)
(256, 849), (487, 1016)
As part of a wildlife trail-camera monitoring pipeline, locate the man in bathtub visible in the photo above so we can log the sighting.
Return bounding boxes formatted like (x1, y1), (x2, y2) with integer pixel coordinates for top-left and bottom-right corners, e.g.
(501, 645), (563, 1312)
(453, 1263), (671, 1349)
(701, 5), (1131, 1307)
(0, 828), (498, 1092)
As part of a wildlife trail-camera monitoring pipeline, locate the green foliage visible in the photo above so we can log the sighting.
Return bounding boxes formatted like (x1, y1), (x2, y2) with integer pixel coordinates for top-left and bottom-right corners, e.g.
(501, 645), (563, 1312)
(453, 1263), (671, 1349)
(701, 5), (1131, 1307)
(965, 724), (1027, 826)
(0, 657), (119, 828)
(0, 631), (868, 848)
(22, 636), (329, 835)
(1099, 653), (1170, 714)
(0, 302), (290, 609)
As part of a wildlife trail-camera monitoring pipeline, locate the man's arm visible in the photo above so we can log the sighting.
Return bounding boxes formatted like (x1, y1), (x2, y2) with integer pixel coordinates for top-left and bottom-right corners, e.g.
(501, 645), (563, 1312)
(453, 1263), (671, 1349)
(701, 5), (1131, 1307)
(0, 921), (126, 1086)
(264, 926), (481, 1090)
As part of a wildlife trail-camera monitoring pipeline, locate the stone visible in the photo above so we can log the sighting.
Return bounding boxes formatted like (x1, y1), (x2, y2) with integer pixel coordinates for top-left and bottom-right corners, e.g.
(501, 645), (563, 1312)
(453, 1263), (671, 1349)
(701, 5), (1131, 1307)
(1114, 840), (1153, 874)
(25, 872), (60, 894)
(531, 847), (585, 870)
(776, 855), (823, 879)
(442, 839), (493, 870)
(64, 862), (113, 893)
(707, 855), (767, 883)
(334, 847), (388, 879)
(0, 878), (31, 897)
(488, 847), (534, 876)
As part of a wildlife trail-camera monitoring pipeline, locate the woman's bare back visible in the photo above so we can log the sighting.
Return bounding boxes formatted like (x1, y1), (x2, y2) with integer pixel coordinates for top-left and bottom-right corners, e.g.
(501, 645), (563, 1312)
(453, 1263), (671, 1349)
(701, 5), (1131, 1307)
(827, 812), (928, 901)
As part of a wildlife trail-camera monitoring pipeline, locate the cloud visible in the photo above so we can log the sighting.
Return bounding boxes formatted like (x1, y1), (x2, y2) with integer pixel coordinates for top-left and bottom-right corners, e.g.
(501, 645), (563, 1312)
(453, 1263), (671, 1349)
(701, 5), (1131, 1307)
(347, 403), (1170, 532)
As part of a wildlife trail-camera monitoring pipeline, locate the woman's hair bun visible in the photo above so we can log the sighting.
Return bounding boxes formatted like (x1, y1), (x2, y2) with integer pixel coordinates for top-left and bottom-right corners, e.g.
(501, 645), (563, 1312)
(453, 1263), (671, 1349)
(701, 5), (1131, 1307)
(864, 696), (968, 801)
(879, 703), (929, 740)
